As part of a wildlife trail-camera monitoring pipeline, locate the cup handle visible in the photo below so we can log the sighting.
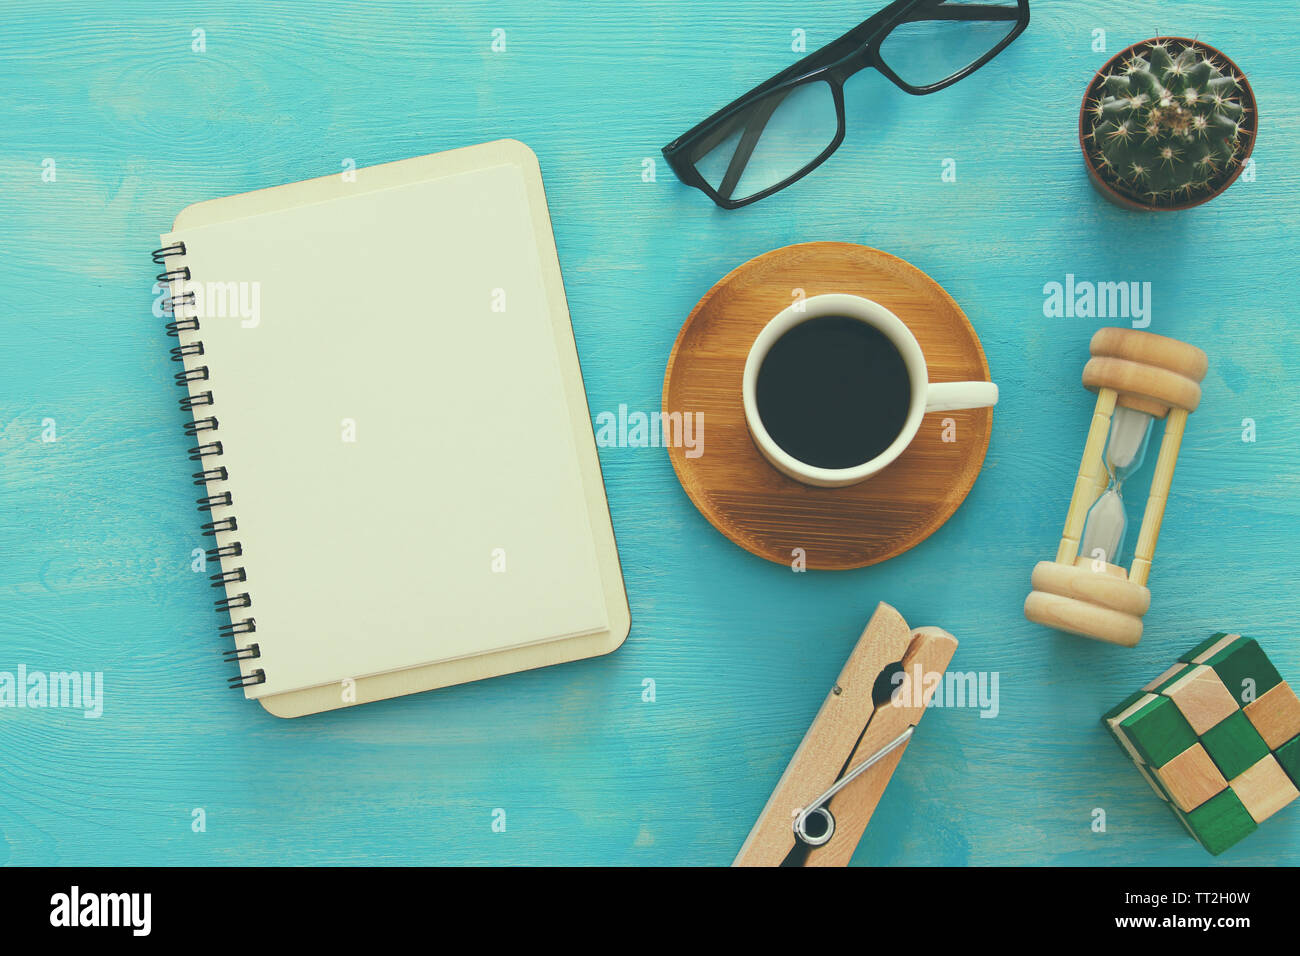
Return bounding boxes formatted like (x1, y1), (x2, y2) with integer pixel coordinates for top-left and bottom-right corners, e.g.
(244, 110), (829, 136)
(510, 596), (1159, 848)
(925, 381), (999, 412)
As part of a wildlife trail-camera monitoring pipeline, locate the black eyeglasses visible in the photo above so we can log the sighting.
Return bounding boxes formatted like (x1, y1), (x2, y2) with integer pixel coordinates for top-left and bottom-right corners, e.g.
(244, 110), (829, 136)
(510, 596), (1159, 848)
(662, 0), (1029, 208)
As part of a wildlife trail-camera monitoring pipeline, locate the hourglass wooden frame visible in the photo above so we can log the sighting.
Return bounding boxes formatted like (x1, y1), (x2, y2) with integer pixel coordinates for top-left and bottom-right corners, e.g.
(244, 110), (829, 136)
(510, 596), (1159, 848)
(1025, 328), (1208, 647)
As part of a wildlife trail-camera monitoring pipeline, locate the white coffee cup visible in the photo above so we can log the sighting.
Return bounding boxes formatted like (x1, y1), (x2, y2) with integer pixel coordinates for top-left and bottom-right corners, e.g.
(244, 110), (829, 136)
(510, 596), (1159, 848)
(742, 293), (998, 488)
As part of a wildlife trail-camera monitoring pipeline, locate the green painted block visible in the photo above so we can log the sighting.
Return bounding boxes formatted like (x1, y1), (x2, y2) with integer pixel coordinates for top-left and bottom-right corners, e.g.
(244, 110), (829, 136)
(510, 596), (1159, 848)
(1178, 788), (1258, 856)
(1207, 637), (1282, 706)
(1119, 696), (1198, 768)
(1200, 710), (1270, 780)
(1138, 763), (1172, 803)
(1152, 666), (1192, 694)
(1181, 632), (1234, 662)
(1102, 690), (1148, 724)
(1102, 691), (1149, 760)
(1275, 736), (1300, 788)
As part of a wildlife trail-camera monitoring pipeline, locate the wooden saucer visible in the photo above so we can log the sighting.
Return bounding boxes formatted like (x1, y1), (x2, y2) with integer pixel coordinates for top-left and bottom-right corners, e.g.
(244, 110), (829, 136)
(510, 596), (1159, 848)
(662, 242), (992, 570)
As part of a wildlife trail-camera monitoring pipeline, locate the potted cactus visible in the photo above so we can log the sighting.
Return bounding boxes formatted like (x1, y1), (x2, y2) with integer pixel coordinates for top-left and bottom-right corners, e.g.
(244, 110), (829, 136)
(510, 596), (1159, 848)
(1080, 37), (1256, 211)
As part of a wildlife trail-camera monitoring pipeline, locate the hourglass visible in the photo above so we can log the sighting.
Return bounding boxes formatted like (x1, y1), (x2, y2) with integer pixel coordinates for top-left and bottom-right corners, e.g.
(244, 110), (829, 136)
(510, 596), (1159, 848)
(1025, 328), (1207, 646)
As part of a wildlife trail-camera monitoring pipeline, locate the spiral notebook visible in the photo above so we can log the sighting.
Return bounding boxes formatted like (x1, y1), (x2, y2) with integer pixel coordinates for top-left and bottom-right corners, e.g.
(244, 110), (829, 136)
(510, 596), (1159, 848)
(156, 140), (629, 718)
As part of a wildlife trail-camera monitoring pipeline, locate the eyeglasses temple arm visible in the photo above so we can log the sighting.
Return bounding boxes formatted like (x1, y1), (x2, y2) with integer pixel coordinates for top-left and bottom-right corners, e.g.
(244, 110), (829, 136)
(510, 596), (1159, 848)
(715, 90), (790, 201)
(903, 1), (1023, 22)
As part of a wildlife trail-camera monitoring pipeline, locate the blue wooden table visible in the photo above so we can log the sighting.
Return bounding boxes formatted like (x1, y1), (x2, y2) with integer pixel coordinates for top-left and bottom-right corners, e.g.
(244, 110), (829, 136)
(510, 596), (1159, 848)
(2, 0), (1297, 866)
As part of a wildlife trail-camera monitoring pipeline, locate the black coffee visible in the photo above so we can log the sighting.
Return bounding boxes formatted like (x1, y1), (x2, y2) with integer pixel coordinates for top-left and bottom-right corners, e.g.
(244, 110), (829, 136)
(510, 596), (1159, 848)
(756, 316), (911, 470)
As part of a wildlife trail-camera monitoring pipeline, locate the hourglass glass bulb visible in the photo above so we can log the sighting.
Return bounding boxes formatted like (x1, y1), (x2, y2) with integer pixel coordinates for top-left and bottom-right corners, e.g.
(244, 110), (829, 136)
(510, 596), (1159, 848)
(1079, 405), (1155, 570)
(1104, 406), (1154, 480)
(1080, 487), (1127, 568)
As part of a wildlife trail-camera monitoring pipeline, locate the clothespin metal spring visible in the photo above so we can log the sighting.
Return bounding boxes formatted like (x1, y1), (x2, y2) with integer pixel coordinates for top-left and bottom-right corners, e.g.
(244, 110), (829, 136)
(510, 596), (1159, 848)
(791, 726), (915, 847)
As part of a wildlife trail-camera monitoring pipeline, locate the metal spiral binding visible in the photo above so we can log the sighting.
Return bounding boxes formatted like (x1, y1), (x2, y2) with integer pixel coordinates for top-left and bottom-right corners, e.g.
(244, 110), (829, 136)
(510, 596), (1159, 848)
(182, 416), (218, 437)
(197, 492), (233, 512)
(210, 568), (247, 587)
(152, 241), (186, 264)
(188, 441), (223, 461)
(200, 517), (237, 535)
(154, 242), (259, 692)
(160, 290), (196, 313)
(215, 593), (251, 612)
(219, 619), (256, 637)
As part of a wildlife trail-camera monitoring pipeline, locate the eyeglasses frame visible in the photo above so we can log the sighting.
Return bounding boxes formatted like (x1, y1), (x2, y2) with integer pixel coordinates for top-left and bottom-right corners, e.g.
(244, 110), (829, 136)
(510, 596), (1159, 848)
(661, 0), (1030, 209)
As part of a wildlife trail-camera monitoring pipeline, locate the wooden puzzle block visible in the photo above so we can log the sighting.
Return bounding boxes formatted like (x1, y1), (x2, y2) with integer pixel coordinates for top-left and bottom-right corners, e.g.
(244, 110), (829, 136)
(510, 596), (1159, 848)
(1103, 690), (1148, 724)
(1275, 736), (1300, 788)
(1105, 631), (1296, 856)
(1143, 663), (1188, 692)
(1103, 692), (1156, 765)
(1205, 637), (1282, 706)
(1180, 631), (1239, 663)
(1200, 710), (1270, 780)
(1229, 755), (1299, 824)
(1117, 695), (1198, 768)
(1243, 681), (1300, 750)
(1135, 764), (1168, 802)
(1177, 788), (1258, 856)
(1154, 743), (1227, 812)
(1161, 665), (1241, 735)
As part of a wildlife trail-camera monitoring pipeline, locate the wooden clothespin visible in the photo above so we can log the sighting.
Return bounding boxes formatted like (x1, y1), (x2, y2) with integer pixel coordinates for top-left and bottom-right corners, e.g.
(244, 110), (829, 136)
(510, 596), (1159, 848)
(734, 602), (958, 867)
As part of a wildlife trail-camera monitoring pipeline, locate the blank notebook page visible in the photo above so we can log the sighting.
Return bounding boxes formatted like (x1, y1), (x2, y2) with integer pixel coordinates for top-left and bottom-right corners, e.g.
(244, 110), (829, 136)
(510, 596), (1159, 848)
(171, 160), (608, 697)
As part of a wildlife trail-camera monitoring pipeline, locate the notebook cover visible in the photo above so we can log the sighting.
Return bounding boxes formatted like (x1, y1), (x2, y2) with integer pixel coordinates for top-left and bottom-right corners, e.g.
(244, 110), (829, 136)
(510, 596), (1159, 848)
(160, 140), (630, 717)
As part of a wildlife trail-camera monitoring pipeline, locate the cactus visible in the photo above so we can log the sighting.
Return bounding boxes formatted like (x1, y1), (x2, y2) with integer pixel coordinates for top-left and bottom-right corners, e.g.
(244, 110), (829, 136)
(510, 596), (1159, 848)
(1083, 38), (1253, 207)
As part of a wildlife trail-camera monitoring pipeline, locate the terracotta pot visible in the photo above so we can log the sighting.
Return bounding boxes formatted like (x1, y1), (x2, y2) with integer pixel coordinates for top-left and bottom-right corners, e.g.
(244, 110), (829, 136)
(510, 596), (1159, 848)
(1079, 37), (1257, 212)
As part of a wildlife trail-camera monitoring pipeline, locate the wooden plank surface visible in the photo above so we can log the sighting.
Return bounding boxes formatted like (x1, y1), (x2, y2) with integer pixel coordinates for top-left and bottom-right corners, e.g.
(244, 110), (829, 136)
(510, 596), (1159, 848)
(1, 0), (1298, 865)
